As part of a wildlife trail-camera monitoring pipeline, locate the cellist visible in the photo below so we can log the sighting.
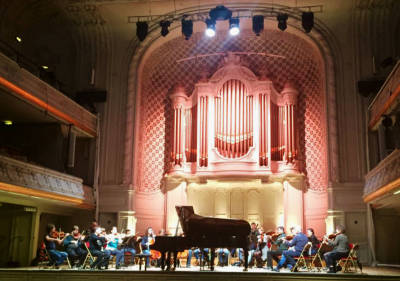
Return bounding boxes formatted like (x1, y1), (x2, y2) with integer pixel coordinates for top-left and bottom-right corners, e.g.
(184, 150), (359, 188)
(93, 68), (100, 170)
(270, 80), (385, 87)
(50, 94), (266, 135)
(141, 227), (155, 267)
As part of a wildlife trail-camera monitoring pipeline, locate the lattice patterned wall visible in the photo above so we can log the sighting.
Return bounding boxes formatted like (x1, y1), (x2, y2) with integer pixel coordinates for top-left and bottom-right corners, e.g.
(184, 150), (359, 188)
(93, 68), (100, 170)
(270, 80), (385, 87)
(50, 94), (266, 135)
(135, 29), (328, 192)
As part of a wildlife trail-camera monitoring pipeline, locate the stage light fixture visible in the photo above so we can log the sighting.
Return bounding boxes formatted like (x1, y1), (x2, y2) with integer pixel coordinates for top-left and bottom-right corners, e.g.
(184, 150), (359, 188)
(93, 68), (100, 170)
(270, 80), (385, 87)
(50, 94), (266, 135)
(252, 15), (264, 36)
(181, 17), (193, 40)
(160, 20), (171, 37)
(16, 36), (22, 43)
(302, 12), (314, 33)
(277, 13), (288, 31)
(136, 21), (148, 41)
(229, 17), (240, 36)
(209, 5), (232, 21)
(205, 18), (216, 37)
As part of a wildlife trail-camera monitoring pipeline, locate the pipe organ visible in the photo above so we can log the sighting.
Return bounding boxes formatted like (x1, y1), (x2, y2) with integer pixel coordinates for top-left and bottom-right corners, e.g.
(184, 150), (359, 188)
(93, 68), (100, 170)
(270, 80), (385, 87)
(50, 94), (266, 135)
(169, 53), (299, 175)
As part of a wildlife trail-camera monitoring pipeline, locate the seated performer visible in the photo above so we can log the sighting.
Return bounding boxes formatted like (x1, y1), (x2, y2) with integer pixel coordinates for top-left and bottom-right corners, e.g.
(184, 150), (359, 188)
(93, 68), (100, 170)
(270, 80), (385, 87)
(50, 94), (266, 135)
(88, 226), (110, 269)
(248, 222), (260, 266)
(323, 225), (349, 273)
(44, 224), (69, 268)
(105, 226), (124, 269)
(63, 225), (87, 268)
(273, 225), (308, 272)
(265, 226), (288, 270)
(121, 229), (137, 265)
(186, 248), (209, 267)
(307, 228), (320, 255)
(141, 227), (155, 266)
(217, 248), (230, 266)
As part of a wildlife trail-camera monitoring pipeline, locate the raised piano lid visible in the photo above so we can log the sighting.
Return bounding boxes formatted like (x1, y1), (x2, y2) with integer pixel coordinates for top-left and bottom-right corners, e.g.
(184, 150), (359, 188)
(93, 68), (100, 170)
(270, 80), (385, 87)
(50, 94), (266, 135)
(175, 206), (194, 235)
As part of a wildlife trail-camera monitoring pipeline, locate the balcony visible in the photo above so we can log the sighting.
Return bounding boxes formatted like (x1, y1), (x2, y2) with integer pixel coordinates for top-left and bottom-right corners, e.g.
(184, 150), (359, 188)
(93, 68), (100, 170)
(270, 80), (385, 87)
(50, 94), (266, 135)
(0, 155), (94, 209)
(364, 149), (400, 204)
(368, 61), (400, 130)
(0, 52), (97, 137)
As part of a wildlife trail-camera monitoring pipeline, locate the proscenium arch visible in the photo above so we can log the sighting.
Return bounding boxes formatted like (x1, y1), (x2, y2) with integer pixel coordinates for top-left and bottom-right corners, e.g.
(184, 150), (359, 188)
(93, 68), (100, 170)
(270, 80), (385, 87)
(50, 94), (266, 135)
(124, 3), (342, 193)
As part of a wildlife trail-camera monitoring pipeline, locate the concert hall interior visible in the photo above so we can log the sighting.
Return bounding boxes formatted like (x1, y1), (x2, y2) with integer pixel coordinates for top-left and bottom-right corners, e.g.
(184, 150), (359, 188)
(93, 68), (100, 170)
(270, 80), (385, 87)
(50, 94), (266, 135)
(0, 0), (400, 280)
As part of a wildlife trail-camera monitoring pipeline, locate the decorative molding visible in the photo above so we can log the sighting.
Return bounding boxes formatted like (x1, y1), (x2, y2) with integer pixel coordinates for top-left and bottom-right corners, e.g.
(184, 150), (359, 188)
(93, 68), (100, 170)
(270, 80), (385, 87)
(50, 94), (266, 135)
(0, 155), (94, 206)
(364, 149), (400, 201)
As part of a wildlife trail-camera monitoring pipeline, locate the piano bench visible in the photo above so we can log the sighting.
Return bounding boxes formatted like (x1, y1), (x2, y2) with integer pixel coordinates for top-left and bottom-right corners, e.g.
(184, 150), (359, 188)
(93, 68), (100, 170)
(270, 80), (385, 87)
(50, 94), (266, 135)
(135, 253), (151, 271)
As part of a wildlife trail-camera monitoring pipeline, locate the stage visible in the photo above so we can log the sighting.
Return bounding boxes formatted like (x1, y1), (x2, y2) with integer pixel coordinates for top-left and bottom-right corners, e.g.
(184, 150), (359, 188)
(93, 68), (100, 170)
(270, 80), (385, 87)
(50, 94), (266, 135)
(1, 265), (399, 281)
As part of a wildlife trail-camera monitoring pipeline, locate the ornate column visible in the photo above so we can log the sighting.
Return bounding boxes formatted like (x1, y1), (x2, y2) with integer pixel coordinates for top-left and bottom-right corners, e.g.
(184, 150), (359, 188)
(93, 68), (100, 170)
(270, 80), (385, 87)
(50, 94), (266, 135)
(169, 86), (187, 168)
(281, 81), (299, 164)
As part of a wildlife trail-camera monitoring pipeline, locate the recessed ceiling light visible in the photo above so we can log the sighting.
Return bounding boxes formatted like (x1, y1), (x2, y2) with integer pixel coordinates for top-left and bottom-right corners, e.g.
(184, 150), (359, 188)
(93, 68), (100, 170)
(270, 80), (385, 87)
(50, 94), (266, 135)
(3, 120), (13, 125)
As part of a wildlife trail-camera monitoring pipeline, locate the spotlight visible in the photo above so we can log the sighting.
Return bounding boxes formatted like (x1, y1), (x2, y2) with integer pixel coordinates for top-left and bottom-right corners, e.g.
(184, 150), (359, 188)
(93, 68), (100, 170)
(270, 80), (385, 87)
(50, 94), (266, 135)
(16, 36), (22, 43)
(205, 18), (216, 37)
(181, 17), (193, 40)
(3, 120), (12, 126)
(277, 13), (288, 31)
(136, 21), (148, 41)
(302, 12), (314, 33)
(42, 65), (49, 70)
(160, 20), (171, 37)
(229, 17), (240, 36)
(252, 15), (264, 36)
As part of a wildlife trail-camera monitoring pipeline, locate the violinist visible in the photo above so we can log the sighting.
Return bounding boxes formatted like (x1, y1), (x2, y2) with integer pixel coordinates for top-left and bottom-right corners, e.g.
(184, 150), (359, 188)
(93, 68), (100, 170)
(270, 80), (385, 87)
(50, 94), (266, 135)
(273, 225), (308, 272)
(141, 227), (155, 267)
(265, 226), (288, 270)
(306, 228), (320, 255)
(63, 225), (87, 268)
(105, 226), (124, 269)
(247, 222), (259, 265)
(323, 225), (349, 273)
(88, 226), (110, 269)
(44, 224), (69, 268)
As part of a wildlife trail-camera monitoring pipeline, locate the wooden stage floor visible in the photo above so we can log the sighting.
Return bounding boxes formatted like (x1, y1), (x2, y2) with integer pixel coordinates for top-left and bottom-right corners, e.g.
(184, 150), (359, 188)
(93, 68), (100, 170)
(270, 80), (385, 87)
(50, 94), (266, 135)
(1, 265), (399, 281)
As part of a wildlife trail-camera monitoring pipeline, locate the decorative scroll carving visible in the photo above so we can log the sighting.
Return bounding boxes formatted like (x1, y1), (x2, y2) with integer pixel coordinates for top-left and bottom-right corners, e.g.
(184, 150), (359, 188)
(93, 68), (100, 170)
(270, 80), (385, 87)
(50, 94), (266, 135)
(364, 149), (400, 196)
(0, 155), (93, 203)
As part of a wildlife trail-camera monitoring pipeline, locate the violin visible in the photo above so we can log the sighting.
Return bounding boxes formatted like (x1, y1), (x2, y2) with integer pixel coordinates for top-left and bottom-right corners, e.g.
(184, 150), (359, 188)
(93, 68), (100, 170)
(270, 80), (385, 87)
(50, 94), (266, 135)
(51, 229), (66, 239)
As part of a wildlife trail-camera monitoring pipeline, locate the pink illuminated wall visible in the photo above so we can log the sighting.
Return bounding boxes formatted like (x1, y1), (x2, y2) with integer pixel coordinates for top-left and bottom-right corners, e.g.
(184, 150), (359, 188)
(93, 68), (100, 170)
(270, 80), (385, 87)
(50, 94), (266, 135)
(135, 30), (328, 193)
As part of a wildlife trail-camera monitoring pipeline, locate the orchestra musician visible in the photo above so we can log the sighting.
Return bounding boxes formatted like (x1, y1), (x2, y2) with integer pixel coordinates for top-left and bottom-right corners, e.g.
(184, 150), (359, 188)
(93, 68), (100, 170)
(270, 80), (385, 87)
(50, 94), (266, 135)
(186, 248), (209, 267)
(121, 229), (137, 265)
(217, 248), (230, 266)
(273, 225), (308, 272)
(88, 226), (110, 269)
(44, 224), (69, 268)
(105, 226), (124, 269)
(247, 222), (260, 265)
(141, 227), (155, 266)
(265, 226), (288, 270)
(63, 225), (87, 268)
(323, 225), (349, 273)
(306, 228), (320, 255)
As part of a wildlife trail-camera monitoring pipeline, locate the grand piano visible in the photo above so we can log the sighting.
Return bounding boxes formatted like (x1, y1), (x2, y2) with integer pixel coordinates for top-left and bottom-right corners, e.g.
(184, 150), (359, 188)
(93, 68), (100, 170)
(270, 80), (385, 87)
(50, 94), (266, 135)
(151, 206), (251, 271)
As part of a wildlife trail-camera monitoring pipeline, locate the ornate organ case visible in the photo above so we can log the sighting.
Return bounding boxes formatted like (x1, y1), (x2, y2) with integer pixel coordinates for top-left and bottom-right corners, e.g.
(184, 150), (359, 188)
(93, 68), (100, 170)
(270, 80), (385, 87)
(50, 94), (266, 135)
(169, 53), (300, 176)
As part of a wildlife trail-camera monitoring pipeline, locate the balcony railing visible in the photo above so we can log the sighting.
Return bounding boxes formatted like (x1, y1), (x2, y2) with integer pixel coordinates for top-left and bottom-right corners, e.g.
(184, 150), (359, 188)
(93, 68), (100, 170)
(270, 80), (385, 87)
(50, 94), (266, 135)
(0, 155), (94, 208)
(368, 61), (400, 130)
(0, 52), (97, 137)
(364, 149), (400, 200)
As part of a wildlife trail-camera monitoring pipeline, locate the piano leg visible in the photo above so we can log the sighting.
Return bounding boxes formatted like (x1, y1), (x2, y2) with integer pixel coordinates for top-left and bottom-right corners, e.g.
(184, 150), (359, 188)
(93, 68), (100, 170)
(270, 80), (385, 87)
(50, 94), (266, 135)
(161, 251), (166, 271)
(244, 248), (249, 271)
(166, 251), (172, 271)
(173, 251), (178, 270)
(210, 248), (215, 271)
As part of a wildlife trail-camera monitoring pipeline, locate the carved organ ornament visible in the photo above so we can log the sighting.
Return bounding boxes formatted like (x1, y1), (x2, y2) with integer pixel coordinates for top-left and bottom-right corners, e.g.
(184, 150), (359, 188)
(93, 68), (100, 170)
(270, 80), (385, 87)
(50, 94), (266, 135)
(169, 53), (299, 175)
